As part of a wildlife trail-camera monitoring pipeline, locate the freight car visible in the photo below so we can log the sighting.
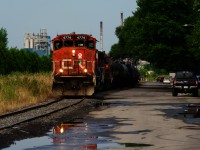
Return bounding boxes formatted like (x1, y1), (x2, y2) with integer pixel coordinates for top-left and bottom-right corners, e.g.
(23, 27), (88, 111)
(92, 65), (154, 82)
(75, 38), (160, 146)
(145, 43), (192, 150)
(51, 32), (112, 96)
(110, 60), (140, 87)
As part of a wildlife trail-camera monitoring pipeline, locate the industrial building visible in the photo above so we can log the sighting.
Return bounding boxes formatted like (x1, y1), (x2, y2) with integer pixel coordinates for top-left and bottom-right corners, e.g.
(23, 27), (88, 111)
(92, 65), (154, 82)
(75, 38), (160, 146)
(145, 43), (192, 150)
(24, 29), (51, 56)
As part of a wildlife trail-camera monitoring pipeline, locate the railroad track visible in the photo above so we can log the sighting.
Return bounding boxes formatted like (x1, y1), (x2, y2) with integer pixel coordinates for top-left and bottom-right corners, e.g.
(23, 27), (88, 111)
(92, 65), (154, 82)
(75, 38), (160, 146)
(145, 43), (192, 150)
(0, 97), (85, 130)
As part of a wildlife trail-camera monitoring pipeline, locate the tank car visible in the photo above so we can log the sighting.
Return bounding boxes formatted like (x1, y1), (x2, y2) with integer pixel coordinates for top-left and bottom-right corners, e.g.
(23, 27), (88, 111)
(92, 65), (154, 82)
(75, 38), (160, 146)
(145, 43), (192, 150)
(51, 32), (112, 96)
(110, 60), (140, 87)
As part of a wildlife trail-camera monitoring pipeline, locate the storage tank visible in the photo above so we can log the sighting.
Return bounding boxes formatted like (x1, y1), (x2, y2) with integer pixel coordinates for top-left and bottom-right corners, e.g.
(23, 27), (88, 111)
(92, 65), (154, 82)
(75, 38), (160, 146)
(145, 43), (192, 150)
(24, 38), (30, 48)
(30, 38), (34, 48)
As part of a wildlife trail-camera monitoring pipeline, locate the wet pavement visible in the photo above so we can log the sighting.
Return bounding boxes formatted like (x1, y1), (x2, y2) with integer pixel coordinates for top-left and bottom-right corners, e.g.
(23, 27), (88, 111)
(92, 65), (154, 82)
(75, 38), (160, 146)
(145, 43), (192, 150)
(2, 115), (153, 150)
(2, 82), (200, 150)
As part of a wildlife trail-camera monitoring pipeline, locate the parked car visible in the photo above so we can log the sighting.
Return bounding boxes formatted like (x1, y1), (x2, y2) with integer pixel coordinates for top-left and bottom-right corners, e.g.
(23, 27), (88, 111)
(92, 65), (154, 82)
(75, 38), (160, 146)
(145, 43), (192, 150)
(156, 76), (164, 82)
(163, 78), (171, 84)
(172, 71), (198, 96)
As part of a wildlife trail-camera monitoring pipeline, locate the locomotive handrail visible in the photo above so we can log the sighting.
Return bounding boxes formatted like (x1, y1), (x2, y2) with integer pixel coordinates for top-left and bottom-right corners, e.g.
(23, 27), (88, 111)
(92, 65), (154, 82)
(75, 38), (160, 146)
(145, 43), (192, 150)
(52, 61), (57, 77)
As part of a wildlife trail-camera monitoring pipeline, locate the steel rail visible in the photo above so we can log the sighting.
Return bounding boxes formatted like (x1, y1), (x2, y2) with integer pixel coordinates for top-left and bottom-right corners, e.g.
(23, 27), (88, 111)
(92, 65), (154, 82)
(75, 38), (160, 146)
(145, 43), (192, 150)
(0, 97), (63, 118)
(0, 97), (85, 130)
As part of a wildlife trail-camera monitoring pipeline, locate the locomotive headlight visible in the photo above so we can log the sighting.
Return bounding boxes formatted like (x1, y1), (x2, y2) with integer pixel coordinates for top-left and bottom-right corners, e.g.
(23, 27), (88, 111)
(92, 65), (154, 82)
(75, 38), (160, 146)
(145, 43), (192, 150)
(60, 127), (64, 134)
(59, 68), (64, 73)
(72, 49), (76, 56)
(84, 68), (87, 73)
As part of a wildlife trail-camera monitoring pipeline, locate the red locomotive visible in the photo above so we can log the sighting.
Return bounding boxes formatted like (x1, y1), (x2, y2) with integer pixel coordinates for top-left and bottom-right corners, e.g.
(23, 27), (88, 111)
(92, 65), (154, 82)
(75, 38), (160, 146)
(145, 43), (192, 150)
(51, 32), (112, 96)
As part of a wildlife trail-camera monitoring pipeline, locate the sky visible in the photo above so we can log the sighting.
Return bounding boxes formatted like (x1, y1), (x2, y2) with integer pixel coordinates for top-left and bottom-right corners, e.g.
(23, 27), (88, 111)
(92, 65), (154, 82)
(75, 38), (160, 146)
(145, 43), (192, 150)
(0, 0), (137, 53)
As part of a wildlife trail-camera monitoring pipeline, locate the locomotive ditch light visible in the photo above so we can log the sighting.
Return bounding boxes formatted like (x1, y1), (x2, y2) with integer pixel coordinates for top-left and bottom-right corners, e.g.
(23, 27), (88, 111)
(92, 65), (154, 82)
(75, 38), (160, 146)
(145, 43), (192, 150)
(72, 49), (76, 56)
(59, 68), (64, 73)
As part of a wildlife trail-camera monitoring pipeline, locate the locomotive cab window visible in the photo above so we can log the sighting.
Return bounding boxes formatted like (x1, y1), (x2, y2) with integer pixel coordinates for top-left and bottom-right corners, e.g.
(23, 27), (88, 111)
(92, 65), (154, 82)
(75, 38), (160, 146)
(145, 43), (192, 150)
(86, 41), (94, 49)
(64, 40), (73, 47)
(75, 40), (84, 47)
(54, 41), (63, 50)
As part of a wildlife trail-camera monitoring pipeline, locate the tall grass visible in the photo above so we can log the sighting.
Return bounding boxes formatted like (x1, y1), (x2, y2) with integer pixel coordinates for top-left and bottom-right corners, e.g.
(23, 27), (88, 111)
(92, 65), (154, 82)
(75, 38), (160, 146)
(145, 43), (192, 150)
(0, 72), (52, 114)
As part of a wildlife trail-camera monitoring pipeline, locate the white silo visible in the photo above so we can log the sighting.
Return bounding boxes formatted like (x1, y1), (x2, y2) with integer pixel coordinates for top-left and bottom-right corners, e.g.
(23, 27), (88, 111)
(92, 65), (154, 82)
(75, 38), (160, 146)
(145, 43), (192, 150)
(24, 38), (30, 48)
(30, 37), (34, 48)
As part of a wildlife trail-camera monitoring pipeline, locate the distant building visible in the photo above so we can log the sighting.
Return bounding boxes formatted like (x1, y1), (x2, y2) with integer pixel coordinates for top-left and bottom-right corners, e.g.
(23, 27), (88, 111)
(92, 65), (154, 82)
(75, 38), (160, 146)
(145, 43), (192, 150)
(137, 59), (150, 69)
(24, 29), (51, 56)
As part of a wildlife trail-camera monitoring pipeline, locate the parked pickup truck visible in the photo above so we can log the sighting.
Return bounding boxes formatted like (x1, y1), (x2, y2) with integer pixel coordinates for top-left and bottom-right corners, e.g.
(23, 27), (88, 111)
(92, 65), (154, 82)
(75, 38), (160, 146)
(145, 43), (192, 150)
(172, 71), (198, 96)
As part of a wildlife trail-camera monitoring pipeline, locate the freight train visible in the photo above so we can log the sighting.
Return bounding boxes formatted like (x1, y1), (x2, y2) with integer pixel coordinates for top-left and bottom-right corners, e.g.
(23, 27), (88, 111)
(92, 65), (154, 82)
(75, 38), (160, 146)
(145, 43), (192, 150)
(110, 60), (140, 87)
(51, 32), (140, 96)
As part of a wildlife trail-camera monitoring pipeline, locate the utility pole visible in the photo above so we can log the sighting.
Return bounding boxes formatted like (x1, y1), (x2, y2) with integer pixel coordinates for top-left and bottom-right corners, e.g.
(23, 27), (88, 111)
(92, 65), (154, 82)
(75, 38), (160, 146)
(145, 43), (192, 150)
(100, 21), (103, 52)
(121, 12), (124, 29)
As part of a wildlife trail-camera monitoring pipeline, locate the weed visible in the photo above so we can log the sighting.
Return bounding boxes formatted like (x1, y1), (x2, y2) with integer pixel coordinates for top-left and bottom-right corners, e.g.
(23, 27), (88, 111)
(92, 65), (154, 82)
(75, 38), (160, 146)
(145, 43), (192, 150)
(0, 72), (52, 114)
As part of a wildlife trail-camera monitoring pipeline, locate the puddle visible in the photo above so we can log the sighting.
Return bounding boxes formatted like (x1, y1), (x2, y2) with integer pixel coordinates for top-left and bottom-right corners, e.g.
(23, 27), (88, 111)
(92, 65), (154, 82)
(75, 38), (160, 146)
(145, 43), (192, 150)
(118, 142), (153, 147)
(3, 119), (152, 150)
(180, 104), (200, 118)
(179, 125), (200, 130)
(2, 136), (51, 150)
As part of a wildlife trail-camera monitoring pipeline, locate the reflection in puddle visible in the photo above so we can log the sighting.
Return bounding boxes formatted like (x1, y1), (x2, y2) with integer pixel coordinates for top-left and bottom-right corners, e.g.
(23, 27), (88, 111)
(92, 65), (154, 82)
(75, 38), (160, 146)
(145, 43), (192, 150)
(49, 122), (152, 149)
(181, 104), (200, 118)
(2, 119), (152, 150)
(51, 122), (113, 149)
(179, 104), (200, 125)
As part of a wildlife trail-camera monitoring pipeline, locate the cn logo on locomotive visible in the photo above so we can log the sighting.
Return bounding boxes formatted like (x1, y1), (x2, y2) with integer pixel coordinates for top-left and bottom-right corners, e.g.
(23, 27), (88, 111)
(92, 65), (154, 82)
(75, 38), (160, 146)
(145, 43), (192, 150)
(61, 59), (73, 69)
(78, 53), (82, 59)
(61, 59), (86, 70)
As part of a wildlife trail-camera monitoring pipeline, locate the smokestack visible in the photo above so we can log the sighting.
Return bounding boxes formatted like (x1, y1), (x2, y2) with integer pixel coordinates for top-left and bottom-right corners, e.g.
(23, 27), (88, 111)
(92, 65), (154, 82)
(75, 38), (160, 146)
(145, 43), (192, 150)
(121, 12), (124, 28)
(100, 21), (103, 52)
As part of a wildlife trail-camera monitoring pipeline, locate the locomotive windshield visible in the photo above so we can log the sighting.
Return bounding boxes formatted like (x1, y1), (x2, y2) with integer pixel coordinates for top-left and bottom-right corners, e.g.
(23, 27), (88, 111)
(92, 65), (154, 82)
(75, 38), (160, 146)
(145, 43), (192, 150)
(85, 40), (94, 49)
(54, 41), (63, 50)
(64, 40), (73, 47)
(75, 40), (84, 47)
(53, 34), (96, 50)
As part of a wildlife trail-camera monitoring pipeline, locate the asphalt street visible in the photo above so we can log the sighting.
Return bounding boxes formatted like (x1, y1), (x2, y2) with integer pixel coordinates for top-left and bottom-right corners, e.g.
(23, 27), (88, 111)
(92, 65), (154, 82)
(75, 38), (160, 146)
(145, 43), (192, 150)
(88, 82), (200, 150)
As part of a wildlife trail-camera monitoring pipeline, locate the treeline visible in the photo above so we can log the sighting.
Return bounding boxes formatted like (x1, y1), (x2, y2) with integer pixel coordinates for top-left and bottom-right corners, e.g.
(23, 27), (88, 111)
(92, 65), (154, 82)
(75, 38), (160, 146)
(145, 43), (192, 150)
(0, 28), (51, 75)
(110, 0), (200, 73)
(0, 48), (51, 75)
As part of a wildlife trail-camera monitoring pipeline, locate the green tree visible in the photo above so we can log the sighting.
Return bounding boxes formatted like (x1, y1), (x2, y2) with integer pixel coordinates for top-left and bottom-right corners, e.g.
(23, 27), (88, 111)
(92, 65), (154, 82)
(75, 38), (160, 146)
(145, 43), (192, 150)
(187, 0), (200, 73)
(39, 55), (51, 72)
(109, 43), (124, 59)
(0, 28), (9, 74)
(7, 47), (19, 73)
(0, 28), (8, 51)
(110, 0), (198, 72)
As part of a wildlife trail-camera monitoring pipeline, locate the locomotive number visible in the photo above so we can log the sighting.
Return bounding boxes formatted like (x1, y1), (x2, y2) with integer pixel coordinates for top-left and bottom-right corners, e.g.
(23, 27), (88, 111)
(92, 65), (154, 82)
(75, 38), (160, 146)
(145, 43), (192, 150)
(62, 36), (72, 40)
(77, 36), (86, 40)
